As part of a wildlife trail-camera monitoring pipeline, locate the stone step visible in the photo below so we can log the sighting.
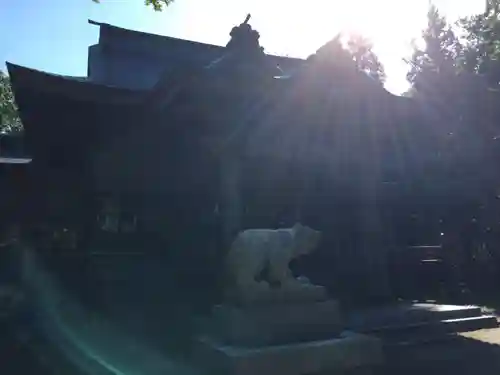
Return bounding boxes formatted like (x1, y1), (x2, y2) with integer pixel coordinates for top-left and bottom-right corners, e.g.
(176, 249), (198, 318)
(370, 315), (498, 346)
(195, 331), (384, 375)
(382, 331), (500, 375)
(347, 304), (483, 332)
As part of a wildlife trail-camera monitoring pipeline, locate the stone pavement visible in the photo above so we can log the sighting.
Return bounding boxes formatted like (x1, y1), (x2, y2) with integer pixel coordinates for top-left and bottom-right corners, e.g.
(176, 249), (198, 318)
(20, 246), (199, 375)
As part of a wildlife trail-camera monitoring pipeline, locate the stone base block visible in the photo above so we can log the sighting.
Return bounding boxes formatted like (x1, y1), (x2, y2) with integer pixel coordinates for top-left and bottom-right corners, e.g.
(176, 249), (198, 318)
(195, 331), (384, 375)
(225, 284), (328, 306)
(202, 300), (341, 346)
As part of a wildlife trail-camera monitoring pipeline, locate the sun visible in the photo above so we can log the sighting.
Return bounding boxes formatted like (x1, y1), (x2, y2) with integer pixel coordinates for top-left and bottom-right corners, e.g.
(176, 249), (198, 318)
(259, 0), (417, 61)
(253, 0), (425, 95)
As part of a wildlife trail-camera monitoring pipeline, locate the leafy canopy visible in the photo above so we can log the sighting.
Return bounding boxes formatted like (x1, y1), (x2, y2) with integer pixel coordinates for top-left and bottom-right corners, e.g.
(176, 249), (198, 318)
(457, 0), (500, 87)
(406, 4), (459, 90)
(0, 71), (22, 133)
(92, 0), (174, 11)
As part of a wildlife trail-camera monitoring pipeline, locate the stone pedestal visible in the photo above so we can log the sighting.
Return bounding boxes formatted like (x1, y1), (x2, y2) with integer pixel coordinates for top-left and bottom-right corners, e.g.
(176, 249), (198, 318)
(225, 283), (328, 307)
(195, 331), (383, 375)
(195, 300), (384, 374)
(203, 300), (341, 347)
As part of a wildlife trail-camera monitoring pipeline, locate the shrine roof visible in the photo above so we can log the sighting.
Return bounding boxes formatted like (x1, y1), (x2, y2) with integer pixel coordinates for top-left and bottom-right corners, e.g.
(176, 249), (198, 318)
(8, 20), (410, 108)
(88, 19), (305, 72)
(6, 62), (144, 104)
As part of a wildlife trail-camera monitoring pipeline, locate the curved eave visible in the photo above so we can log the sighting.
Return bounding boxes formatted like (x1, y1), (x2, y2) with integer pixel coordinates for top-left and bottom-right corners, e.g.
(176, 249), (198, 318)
(0, 157), (32, 164)
(6, 63), (144, 105)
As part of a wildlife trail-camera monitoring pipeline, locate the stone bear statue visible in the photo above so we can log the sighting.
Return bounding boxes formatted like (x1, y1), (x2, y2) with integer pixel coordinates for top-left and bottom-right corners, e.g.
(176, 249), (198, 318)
(226, 222), (321, 300)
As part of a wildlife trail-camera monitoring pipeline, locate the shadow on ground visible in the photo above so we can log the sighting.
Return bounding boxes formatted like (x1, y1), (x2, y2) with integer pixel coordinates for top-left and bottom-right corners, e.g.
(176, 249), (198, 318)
(379, 334), (500, 375)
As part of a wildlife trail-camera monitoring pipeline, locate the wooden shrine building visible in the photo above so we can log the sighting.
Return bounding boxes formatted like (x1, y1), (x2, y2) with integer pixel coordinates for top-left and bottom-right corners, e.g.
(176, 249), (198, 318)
(6, 17), (477, 302)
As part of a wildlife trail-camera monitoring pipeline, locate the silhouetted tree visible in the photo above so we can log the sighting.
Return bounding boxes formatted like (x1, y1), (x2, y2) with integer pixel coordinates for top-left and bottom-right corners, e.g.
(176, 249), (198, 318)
(458, 0), (500, 88)
(406, 4), (460, 92)
(345, 33), (386, 84)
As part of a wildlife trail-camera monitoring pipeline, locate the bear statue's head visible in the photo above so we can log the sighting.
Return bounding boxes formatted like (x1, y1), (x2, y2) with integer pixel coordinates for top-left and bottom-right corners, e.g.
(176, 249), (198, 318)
(292, 222), (322, 256)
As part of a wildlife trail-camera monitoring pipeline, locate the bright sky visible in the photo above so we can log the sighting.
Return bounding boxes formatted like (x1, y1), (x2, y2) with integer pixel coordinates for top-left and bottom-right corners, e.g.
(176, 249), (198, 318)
(0, 0), (486, 94)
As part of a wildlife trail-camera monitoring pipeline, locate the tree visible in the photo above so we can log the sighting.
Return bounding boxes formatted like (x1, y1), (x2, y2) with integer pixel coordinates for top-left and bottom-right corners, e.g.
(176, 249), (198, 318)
(406, 4), (460, 92)
(404, 3), (500, 220)
(345, 33), (386, 84)
(458, 0), (500, 87)
(92, 0), (174, 11)
(486, 0), (500, 15)
(0, 71), (22, 134)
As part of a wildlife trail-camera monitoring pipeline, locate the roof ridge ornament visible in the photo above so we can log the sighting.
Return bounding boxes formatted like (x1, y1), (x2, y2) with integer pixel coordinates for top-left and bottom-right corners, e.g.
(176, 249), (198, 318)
(204, 14), (283, 79)
(225, 13), (264, 57)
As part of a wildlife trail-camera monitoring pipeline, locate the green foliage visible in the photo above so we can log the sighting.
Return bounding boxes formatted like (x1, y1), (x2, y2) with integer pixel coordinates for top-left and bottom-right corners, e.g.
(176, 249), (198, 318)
(0, 71), (22, 134)
(92, 0), (174, 11)
(408, 1), (500, 90)
(403, 2), (500, 220)
(345, 33), (386, 84)
(406, 5), (460, 90)
(457, 0), (500, 87)
(144, 0), (174, 11)
(486, 0), (500, 15)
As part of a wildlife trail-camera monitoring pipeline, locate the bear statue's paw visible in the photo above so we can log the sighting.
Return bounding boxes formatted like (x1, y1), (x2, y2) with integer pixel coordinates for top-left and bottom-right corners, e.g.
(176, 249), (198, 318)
(280, 277), (311, 292)
(242, 280), (270, 293)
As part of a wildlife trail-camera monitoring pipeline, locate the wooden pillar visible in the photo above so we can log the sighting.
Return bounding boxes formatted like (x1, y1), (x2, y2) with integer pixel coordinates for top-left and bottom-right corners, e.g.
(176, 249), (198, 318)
(220, 153), (242, 248)
(359, 177), (391, 302)
(357, 113), (391, 302)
